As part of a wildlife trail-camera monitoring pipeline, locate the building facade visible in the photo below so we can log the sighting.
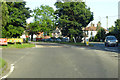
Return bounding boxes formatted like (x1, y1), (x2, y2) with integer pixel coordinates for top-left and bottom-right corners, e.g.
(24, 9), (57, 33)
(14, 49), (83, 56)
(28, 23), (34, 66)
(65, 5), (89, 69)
(84, 23), (108, 39)
(118, 1), (120, 19)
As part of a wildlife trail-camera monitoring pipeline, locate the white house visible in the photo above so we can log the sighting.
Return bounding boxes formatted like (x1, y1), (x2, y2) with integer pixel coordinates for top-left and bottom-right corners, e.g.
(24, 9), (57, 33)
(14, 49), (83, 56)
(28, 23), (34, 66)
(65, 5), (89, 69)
(52, 27), (62, 38)
(83, 24), (108, 39)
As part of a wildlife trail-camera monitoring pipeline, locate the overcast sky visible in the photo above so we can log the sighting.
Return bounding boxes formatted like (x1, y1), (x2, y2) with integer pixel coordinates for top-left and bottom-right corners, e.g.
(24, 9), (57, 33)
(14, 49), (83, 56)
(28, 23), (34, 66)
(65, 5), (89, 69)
(24, 0), (120, 29)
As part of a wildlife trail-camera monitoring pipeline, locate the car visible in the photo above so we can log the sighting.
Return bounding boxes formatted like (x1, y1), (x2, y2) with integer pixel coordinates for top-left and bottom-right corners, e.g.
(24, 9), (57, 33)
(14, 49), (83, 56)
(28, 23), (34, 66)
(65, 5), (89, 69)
(105, 36), (118, 47)
(62, 37), (69, 42)
(46, 38), (54, 42)
(53, 38), (61, 42)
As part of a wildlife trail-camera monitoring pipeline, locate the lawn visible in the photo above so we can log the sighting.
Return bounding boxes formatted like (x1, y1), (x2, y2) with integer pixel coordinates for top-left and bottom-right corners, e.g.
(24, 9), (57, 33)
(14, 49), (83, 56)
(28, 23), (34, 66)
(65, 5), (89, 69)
(41, 41), (94, 47)
(0, 58), (6, 69)
(0, 43), (35, 48)
(58, 42), (93, 47)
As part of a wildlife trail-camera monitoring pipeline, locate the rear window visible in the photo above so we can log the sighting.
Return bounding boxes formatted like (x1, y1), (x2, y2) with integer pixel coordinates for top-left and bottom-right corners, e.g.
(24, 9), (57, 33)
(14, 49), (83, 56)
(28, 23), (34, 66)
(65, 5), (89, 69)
(107, 37), (116, 40)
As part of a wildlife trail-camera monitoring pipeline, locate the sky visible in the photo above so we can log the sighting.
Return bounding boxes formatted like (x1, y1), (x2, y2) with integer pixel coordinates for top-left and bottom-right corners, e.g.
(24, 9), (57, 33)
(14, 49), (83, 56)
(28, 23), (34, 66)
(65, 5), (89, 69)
(24, 0), (120, 29)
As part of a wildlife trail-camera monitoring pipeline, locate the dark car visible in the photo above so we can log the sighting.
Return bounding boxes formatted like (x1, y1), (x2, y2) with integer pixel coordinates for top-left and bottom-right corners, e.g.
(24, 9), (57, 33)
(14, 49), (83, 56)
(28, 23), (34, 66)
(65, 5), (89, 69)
(105, 36), (118, 47)
(46, 38), (53, 42)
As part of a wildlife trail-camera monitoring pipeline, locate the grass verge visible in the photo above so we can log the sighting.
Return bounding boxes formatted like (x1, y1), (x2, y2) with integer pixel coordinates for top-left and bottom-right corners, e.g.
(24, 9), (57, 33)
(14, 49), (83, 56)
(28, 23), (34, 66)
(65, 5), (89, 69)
(0, 43), (35, 48)
(38, 41), (94, 47)
(0, 58), (6, 69)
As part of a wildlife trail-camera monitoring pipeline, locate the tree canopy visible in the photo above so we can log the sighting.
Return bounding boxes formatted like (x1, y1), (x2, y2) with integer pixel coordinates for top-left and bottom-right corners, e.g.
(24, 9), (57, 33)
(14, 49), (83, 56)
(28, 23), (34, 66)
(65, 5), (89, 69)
(54, 2), (93, 42)
(2, 2), (31, 38)
(108, 19), (120, 42)
(95, 28), (106, 42)
(32, 5), (56, 32)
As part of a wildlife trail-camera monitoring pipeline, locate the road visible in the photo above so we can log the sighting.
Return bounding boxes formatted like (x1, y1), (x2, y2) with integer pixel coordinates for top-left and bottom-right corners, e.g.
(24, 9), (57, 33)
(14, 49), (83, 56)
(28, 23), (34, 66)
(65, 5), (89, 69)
(89, 42), (120, 53)
(2, 42), (118, 78)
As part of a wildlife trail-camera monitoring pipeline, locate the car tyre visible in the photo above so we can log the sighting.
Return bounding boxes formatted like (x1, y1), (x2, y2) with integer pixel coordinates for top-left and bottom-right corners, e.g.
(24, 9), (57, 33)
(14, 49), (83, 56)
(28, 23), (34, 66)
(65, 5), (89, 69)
(116, 44), (118, 47)
(105, 43), (108, 47)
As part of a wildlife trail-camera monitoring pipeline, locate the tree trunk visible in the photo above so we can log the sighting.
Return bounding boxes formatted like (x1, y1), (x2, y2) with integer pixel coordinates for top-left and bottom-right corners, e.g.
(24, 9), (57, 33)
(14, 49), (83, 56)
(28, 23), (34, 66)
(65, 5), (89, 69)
(31, 33), (33, 41)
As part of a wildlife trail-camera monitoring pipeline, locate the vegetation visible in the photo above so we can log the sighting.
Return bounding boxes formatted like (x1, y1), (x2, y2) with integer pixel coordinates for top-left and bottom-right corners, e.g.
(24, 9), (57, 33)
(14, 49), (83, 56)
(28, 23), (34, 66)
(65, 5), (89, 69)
(94, 27), (106, 42)
(0, 43), (35, 48)
(0, 58), (6, 69)
(2, 2), (31, 38)
(27, 5), (56, 41)
(54, 1), (93, 42)
(108, 19), (120, 42)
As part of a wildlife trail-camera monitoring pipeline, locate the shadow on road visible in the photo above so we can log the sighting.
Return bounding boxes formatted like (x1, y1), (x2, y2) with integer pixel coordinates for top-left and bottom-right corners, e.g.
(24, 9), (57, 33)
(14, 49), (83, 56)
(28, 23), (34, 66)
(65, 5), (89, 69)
(87, 43), (120, 53)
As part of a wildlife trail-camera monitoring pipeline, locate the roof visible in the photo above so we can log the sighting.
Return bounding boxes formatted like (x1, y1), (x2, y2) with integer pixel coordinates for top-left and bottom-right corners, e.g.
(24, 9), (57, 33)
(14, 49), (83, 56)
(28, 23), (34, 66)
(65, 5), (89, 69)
(84, 26), (108, 31)
(84, 26), (97, 31)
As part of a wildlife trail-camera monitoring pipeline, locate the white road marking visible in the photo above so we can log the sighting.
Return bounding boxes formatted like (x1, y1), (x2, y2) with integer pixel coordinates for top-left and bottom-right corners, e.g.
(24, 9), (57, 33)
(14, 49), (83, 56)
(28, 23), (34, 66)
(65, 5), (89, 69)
(1, 64), (14, 79)
(1, 48), (34, 79)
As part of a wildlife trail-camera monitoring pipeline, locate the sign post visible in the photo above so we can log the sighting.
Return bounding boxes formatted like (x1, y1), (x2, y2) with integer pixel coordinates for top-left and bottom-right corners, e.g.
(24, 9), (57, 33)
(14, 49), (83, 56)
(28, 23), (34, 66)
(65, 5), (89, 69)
(86, 38), (89, 46)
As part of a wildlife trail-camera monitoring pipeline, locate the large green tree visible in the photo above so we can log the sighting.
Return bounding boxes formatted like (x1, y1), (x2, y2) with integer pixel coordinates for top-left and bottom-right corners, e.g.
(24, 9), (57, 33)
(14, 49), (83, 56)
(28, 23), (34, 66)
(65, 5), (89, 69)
(2, 2), (31, 38)
(95, 28), (106, 42)
(108, 19), (120, 42)
(54, 2), (93, 42)
(32, 5), (55, 33)
(1, 2), (9, 38)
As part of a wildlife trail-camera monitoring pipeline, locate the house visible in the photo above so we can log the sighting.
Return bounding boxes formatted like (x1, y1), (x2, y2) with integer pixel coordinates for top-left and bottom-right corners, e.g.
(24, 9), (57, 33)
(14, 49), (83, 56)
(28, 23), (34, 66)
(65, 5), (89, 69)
(83, 23), (108, 39)
(52, 27), (62, 38)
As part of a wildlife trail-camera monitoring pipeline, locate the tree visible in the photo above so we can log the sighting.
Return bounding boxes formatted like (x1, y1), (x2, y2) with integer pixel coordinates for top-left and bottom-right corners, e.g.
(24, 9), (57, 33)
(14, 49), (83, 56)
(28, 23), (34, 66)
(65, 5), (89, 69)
(2, 2), (31, 38)
(96, 21), (101, 30)
(95, 28), (106, 42)
(54, 2), (93, 42)
(1, 2), (9, 38)
(108, 19), (120, 42)
(32, 5), (56, 33)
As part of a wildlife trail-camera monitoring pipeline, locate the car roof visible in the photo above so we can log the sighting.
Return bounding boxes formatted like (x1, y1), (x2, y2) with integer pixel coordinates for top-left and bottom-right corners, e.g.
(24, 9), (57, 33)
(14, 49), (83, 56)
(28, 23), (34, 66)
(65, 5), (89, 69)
(106, 36), (116, 37)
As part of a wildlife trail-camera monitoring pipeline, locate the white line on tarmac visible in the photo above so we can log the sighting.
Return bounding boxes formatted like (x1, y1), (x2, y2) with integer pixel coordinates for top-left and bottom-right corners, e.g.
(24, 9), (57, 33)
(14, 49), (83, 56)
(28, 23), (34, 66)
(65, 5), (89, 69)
(1, 64), (14, 79)
(1, 48), (33, 79)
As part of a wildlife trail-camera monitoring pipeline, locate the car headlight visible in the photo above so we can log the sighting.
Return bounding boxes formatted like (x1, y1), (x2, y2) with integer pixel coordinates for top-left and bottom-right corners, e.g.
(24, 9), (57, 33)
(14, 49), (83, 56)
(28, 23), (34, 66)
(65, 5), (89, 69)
(116, 40), (118, 42)
(108, 40), (110, 42)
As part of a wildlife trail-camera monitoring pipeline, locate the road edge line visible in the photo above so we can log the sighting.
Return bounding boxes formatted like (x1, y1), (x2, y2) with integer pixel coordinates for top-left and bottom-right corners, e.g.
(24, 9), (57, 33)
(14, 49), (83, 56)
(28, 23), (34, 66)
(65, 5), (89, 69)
(1, 64), (14, 79)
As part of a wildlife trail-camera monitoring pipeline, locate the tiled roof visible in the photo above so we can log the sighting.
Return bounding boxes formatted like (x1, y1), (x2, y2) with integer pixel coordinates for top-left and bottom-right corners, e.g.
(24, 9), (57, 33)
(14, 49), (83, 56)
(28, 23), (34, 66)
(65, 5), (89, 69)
(84, 26), (108, 31)
(84, 26), (97, 31)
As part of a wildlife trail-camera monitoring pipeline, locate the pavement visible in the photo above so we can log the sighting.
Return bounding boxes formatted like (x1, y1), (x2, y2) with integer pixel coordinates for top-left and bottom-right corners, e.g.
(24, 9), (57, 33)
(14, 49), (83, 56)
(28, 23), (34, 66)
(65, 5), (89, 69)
(0, 42), (118, 79)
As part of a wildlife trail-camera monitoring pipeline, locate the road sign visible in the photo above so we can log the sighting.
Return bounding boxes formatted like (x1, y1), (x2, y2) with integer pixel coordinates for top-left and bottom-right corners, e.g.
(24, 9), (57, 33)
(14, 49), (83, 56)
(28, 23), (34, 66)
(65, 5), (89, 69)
(0, 38), (8, 45)
(86, 38), (89, 46)
(7, 38), (23, 44)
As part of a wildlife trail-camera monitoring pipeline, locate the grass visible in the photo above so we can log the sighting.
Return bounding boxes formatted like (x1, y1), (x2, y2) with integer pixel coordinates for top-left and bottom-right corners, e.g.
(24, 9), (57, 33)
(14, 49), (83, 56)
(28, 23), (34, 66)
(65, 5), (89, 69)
(0, 43), (35, 48)
(38, 41), (94, 47)
(0, 58), (6, 69)
(59, 42), (93, 47)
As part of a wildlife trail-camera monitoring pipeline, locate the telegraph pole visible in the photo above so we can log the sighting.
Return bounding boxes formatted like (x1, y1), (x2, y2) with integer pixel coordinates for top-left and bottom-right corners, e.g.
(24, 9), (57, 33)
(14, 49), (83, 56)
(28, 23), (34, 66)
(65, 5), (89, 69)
(106, 16), (108, 30)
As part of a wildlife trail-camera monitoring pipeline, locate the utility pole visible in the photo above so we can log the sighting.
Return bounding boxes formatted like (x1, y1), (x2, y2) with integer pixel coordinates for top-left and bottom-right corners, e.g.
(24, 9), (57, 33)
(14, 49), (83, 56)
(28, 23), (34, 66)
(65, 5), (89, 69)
(106, 16), (108, 30)
(99, 16), (101, 22)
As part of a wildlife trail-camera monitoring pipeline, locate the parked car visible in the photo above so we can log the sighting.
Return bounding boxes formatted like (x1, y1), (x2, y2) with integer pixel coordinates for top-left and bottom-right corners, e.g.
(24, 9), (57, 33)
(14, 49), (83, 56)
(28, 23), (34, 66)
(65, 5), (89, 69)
(53, 38), (61, 42)
(62, 37), (69, 42)
(46, 38), (53, 42)
(105, 36), (118, 47)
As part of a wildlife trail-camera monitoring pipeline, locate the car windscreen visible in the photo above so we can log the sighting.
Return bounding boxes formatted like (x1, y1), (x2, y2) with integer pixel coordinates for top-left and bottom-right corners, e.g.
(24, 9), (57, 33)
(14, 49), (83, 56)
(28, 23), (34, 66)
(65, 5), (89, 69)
(107, 37), (116, 40)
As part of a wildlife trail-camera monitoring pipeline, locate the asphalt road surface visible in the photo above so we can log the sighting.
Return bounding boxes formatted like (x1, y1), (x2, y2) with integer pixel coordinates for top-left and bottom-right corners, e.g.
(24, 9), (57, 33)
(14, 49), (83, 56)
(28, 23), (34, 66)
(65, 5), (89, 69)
(89, 42), (120, 53)
(2, 43), (118, 78)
